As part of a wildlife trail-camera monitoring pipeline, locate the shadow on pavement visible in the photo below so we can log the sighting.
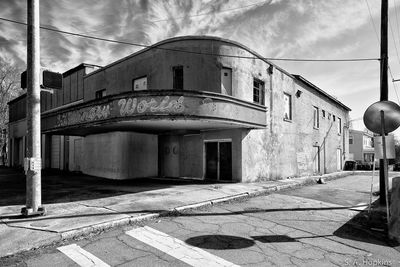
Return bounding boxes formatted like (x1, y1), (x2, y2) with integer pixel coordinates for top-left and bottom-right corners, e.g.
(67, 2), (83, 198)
(185, 234), (338, 250)
(0, 167), (212, 207)
(333, 198), (398, 247)
(185, 235), (255, 249)
(177, 205), (369, 216)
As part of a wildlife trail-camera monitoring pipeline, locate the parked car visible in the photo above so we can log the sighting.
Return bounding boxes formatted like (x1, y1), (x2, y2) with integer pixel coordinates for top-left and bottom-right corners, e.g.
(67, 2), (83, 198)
(344, 160), (357, 171)
(355, 160), (375, 170)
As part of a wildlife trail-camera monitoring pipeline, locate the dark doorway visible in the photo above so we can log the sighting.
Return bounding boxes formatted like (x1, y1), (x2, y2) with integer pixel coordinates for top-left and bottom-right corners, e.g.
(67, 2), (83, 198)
(205, 142), (218, 180)
(219, 142), (232, 180)
(205, 141), (232, 181)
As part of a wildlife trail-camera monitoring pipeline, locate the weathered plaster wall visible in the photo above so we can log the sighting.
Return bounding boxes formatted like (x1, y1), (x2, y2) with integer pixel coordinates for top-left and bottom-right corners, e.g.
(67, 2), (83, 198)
(84, 38), (269, 103)
(83, 37), (349, 182)
(159, 135), (180, 177)
(241, 66), (349, 182)
(82, 132), (157, 179)
(180, 134), (203, 178)
(8, 119), (27, 167)
(68, 136), (83, 172)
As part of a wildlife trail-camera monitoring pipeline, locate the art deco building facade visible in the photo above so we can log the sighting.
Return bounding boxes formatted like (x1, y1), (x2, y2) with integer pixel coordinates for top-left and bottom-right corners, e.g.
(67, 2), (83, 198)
(8, 36), (350, 182)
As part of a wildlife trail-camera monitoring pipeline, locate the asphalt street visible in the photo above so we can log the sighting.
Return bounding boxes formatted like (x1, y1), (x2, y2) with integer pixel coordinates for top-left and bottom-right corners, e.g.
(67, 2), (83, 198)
(2, 173), (399, 266)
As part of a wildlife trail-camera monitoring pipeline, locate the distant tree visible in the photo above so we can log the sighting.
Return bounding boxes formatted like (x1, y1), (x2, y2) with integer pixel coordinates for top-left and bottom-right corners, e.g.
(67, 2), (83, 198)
(0, 58), (23, 139)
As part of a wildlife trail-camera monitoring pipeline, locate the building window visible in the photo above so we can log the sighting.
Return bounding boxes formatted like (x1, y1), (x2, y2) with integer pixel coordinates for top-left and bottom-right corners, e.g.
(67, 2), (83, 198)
(349, 136), (353, 145)
(173, 66), (183, 90)
(253, 79), (264, 105)
(363, 136), (373, 148)
(132, 76), (147, 91)
(221, 67), (232, 95)
(364, 153), (374, 162)
(95, 89), (106, 99)
(322, 110), (326, 118)
(328, 113), (331, 120)
(333, 115), (336, 121)
(284, 93), (292, 120)
(313, 106), (319, 129)
(338, 117), (342, 134)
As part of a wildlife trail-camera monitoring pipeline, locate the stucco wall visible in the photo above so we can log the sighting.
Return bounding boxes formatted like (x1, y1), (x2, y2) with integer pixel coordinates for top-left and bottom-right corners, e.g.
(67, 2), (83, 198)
(7, 37), (350, 182)
(68, 136), (83, 172)
(8, 119), (27, 167)
(82, 132), (157, 179)
(159, 135), (180, 177)
(81, 37), (349, 182)
(83, 38), (273, 104)
(241, 67), (349, 182)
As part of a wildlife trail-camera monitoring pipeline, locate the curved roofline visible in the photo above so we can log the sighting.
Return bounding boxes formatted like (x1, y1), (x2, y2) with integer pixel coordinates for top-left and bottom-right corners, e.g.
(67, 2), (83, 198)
(85, 35), (292, 78)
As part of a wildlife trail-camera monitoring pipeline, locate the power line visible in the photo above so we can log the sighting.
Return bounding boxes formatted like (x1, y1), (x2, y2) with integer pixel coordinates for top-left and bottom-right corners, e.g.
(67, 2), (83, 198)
(389, 17), (400, 66)
(389, 65), (400, 103)
(365, 0), (400, 104)
(392, 0), (400, 47)
(151, 0), (271, 23)
(364, 0), (380, 44)
(388, 0), (400, 103)
(76, 0), (272, 36)
(0, 16), (380, 62)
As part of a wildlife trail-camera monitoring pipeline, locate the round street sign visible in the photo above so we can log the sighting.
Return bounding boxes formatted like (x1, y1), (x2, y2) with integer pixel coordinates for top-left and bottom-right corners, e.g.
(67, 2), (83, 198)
(363, 100), (400, 134)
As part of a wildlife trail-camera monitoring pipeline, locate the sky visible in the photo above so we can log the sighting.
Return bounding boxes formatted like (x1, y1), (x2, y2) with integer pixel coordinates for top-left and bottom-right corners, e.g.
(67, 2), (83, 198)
(0, 0), (399, 132)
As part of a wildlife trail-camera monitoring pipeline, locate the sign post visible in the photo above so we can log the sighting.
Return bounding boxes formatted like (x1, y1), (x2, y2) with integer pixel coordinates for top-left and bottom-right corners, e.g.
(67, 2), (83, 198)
(364, 100), (400, 236)
(380, 111), (390, 226)
(22, 0), (45, 216)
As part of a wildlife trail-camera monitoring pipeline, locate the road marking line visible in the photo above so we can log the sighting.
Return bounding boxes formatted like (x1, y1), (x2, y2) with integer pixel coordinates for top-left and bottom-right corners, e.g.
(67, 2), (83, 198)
(126, 226), (239, 267)
(57, 244), (110, 267)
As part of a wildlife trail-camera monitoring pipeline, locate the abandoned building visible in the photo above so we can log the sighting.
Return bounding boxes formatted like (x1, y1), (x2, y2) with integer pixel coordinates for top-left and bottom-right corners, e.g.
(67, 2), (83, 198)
(7, 36), (351, 182)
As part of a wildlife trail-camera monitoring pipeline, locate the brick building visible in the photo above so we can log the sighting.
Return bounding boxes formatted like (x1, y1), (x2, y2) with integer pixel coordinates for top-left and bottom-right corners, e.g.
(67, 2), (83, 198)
(8, 36), (351, 182)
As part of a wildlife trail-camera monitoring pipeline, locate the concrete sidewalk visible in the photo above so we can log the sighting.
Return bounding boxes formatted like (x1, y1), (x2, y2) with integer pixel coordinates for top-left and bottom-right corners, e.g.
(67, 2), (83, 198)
(0, 169), (358, 258)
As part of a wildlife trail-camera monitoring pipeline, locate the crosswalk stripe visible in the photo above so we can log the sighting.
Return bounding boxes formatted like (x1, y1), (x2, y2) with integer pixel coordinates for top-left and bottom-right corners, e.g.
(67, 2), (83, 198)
(126, 226), (240, 267)
(57, 244), (110, 267)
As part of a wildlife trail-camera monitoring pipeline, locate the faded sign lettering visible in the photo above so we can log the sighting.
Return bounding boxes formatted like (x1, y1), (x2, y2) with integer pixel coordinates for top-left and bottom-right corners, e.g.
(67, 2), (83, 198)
(56, 104), (110, 127)
(118, 96), (185, 116)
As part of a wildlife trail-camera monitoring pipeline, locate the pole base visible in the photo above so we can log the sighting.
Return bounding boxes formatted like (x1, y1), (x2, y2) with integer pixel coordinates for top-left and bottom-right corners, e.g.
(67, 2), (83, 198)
(21, 206), (46, 217)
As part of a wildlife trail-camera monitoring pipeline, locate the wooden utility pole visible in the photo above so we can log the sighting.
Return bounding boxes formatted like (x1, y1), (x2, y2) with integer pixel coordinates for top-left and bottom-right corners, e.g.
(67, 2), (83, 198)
(22, 0), (45, 216)
(379, 0), (389, 205)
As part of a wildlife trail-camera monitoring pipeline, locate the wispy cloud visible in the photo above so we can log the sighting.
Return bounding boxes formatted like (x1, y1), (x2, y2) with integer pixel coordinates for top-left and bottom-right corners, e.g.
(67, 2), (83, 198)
(0, 0), (396, 121)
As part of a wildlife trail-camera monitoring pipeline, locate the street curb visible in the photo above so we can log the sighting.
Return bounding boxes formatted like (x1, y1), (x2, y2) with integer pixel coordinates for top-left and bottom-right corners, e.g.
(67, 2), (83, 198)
(1, 171), (352, 259)
(58, 172), (352, 241)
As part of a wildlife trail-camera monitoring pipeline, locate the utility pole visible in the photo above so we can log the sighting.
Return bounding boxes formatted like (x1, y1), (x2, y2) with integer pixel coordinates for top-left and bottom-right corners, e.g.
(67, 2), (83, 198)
(379, 0), (388, 205)
(22, 0), (45, 216)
